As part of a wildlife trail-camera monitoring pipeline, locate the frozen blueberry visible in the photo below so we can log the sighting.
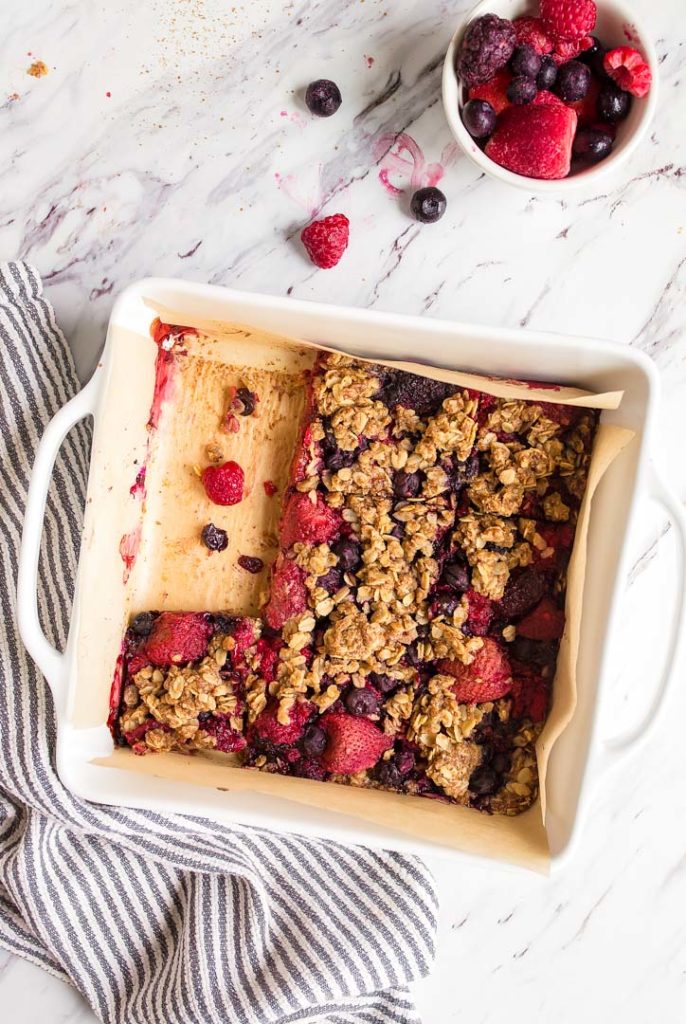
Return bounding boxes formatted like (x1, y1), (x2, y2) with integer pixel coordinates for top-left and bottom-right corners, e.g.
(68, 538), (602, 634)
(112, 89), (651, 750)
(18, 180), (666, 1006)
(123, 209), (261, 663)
(462, 98), (497, 139)
(510, 44), (541, 80)
(345, 687), (379, 717)
(579, 36), (606, 77)
(410, 187), (447, 224)
(317, 568), (343, 594)
(302, 725), (327, 759)
(394, 470), (422, 499)
(507, 75), (537, 105)
(236, 387), (257, 416)
(332, 538), (362, 572)
(201, 523), (228, 552)
(130, 612), (155, 637)
(370, 673), (399, 694)
(573, 127), (614, 163)
(305, 79), (342, 117)
(598, 82), (631, 123)
(554, 60), (591, 102)
(536, 55), (558, 91)
(441, 559), (470, 594)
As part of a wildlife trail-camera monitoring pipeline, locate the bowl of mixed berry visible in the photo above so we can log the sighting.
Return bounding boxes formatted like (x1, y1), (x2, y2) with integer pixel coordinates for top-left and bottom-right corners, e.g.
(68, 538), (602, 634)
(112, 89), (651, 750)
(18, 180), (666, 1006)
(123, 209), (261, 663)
(443, 0), (657, 188)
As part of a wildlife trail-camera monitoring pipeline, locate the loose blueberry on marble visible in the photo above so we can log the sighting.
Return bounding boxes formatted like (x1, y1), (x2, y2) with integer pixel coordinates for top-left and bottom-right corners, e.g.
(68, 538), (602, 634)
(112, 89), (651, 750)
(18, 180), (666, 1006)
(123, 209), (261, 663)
(305, 79), (342, 117)
(410, 187), (447, 224)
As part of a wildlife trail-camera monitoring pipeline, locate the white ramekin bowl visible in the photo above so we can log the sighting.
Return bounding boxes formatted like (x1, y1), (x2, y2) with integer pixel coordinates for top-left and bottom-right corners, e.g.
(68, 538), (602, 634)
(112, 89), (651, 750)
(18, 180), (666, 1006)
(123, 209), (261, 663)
(442, 0), (659, 193)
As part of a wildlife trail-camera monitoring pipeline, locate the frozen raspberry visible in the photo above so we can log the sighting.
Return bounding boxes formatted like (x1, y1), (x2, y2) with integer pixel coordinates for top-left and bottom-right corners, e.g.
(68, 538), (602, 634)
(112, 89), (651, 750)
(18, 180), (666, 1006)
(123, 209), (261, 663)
(513, 16), (554, 55)
(510, 666), (550, 723)
(540, 0), (596, 42)
(279, 491), (342, 549)
(468, 69), (513, 116)
(439, 638), (513, 703)
(485, 98), (577, 179)
(517, 598), (565, 641)
(140, 612), (213, 667)
(464, 589), (494, 636)
(457, 14), (516, 88)
(250, 700), (315, 746)
(603, 46), (652, 98)
(123, 718), (169, 746)
(320, 712), (393, 773)
(201, 461), (244, 506)
(265, 554), (307, 629)
(301, 214), (349, 269)
(199, 714), (246, 753)
(552, 35), (593, 65)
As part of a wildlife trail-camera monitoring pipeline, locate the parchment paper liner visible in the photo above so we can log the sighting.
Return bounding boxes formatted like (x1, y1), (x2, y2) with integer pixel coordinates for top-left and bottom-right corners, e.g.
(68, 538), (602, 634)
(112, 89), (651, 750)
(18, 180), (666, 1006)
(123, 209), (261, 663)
(94, 309), (634, 872)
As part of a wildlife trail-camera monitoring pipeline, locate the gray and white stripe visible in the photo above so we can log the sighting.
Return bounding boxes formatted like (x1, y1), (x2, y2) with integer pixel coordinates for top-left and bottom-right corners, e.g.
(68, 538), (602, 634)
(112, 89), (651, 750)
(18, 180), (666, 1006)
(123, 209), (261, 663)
(0, 262), (437, 1024)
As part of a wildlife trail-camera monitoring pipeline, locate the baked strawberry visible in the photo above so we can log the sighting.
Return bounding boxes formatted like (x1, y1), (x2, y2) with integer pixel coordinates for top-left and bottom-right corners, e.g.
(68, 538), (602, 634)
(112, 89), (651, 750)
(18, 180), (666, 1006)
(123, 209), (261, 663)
(265, 554), (307, 629)
(603, 46), (652, 98)
(139, 612), (213, 667)
(301, 214), (350, 269)
(517, 598), (565, 641)
(279, 491), (342, 549)
(540, 0), (596, 42)
(250, 700), (315, 746)
(464, 588), (494, 636)
(468, 68), (513, 115)
(439, 638), (513, 703)
(320, 712), (393, 773)
(201, 460), (244, 505)
(513, 16), (554, 55)
(510, 665), (550, 723)
(485, 100), (577, 180)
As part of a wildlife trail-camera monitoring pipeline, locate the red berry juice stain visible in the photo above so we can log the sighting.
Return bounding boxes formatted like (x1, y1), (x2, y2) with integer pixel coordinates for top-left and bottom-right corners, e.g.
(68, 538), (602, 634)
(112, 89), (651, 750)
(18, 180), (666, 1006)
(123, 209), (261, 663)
(374, 133), (460, 196)
(129, 465), (146, 498)
(365, 55), (375, 68)
(119, 524), (141, 584)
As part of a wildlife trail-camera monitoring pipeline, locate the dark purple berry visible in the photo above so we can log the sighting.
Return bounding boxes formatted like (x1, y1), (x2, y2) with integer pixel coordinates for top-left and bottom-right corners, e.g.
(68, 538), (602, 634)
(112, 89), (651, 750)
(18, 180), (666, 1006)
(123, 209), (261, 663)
(537, 55), (558, 91)
(236, 387), (257, 416)
(501, 569), (546, 619)
(317, 568), (343, 594)
(332, 538), (361, 572)
(395, 749), (415, 775)
(345, 687), (379, 717)
(598, 82), (631, 124)
(390, 523), (405, 540)
(237, 555), (263, 574)
(302, 725), (327, 759)
(211, 614), (237, 635)
(554, 60), (591, 102)
(431, 592), (460, 618)
(507, 76), (537, 104)
(469, 764), (500, 796)
(394, 470), (422, 499)
(573, 127), (614, 163)
(376, 761), (402, 789)
(441, 559), (470, 594)
(410, 187), (447, 224)
(579, 36), (606, 77)
(380, 368), (455, 417)
(305, 79), (342, 117)
(130, 612), (155, 636)
(457, 14), (517, 88)
(201, 523), (229, 552)
(462, 98), (497, 139)
(510, 636), (558, 669)
(370, 673), (399, 694)
(510, 44), (541, 79)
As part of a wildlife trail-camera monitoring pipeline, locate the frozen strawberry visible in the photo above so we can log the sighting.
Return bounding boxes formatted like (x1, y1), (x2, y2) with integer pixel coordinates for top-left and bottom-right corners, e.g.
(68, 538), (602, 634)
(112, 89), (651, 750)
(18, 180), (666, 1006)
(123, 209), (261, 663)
(301, 214), (350, 269)
(510, 665), (550, 722)
(265, 554), (307, 629)
(250, 700), (315, 746)
(486, 100), (577, 180)
(139, 612), (213, 667)
(439, 638), (513, 703)
(517, 598), (565, 641)
(320, 712), (393, 773)
(513, 16), (554, 55)
(540, 0), (596, 42)
(279, 491), (342, 549)
(603, 46), (652, 98)
(201, 460), (245, 505)
(566, 74), (600, 125)
(468, 68), (513, 115)
(464, 588), (494, 636)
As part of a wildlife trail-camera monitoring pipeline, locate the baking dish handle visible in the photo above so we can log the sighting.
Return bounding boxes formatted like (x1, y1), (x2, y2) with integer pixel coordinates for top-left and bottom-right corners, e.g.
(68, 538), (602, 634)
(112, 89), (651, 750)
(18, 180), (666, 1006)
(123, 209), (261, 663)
(17, 373), (101, 705)
(598, 465), (686, 771)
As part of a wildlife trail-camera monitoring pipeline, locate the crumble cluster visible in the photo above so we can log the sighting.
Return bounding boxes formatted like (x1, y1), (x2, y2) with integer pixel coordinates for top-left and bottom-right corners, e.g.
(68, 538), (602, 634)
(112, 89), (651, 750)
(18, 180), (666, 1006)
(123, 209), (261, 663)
(112, 352), (598, 817)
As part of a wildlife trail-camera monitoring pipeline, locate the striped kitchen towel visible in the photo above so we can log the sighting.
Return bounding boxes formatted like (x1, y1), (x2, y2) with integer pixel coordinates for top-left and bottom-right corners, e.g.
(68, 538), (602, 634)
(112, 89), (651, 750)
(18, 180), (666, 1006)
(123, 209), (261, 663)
(0, 262), (438, 1024)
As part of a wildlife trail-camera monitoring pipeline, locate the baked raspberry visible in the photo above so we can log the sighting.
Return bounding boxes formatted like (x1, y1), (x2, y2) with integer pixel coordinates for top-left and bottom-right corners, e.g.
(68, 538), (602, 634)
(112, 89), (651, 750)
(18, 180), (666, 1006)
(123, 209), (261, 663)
(199, 714), (247, 753)
(279, 491), (342, 549)
(265, 554), (307, 629)
(485, 98), (577, 179)
(464, 588), (494, 636)
(513, 16), (554, 55)
(457, 14), (517, 87)
(439, 638), (513, 703)
(320, 712), (393, 773)
(301, 214), (349, 269)
(603, 46), (652, 98)
(250, 700), (315, 746)
(201, 461), (244, 505)
(468, 68), (513, 116)
(540, 0), (596, 42)
(140, 612), (213, 667)
(510, 666), (550, 723)
(255, 635), (281, 682)
(517, 598), (565, 641)
(263, 480), (278, 497)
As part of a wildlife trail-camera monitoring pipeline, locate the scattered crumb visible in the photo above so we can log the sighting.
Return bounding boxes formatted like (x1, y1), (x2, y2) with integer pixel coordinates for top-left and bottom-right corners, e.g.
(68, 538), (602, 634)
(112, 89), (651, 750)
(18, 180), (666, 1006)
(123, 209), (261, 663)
(27, 60), (48, 78)
(8, 92), (20, 102)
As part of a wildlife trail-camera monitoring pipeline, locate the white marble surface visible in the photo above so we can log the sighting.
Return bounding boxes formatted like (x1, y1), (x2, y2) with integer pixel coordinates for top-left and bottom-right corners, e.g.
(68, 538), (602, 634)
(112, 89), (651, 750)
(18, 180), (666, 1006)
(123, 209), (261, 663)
(2, 0), (686, 1021)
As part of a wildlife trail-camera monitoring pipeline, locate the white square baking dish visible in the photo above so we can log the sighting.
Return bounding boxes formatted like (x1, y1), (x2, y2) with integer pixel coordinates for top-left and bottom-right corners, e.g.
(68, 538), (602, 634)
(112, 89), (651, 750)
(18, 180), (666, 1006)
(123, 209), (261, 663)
(17, 279), (686, 870)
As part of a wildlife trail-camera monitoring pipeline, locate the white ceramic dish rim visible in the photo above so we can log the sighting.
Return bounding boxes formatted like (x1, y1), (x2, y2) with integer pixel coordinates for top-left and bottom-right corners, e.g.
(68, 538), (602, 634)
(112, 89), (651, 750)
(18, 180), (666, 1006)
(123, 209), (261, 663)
(17, 279), (686, 872)
(442, 0), (660, 194)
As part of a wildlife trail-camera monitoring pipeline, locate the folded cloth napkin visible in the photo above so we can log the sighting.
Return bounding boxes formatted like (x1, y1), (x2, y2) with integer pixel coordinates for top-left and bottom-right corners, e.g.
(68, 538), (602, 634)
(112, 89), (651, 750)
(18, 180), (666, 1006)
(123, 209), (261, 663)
(0, 262), (437, 1024)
